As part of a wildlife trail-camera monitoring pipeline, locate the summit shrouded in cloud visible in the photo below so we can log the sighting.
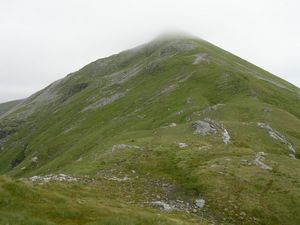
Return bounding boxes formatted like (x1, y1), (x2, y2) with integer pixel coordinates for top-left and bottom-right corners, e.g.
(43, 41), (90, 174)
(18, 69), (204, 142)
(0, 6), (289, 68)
(0, 0), (300, 102)
(1, 1), (300, 224)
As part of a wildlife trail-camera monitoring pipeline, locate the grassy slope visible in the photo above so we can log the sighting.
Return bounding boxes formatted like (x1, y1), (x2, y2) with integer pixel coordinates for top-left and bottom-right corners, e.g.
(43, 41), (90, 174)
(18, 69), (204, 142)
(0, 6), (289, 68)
(0, 176), (206, 225)
(0, 35), (300, 224)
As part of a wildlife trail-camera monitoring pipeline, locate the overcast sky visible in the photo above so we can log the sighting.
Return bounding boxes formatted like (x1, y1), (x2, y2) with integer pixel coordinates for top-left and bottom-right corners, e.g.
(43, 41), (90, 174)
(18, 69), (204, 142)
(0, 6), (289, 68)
(0, 0), (299, 103)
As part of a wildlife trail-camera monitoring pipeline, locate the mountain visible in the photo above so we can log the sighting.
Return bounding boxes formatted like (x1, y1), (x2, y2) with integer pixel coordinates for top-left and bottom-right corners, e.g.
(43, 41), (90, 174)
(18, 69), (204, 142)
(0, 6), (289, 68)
(0, 34), (300, 225)
(0, 99), (23, 116)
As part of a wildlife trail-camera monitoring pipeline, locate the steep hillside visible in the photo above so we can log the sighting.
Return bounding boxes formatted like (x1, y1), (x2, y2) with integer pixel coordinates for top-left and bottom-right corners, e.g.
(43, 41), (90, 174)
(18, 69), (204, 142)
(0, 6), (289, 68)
(0, 34), (300, 225)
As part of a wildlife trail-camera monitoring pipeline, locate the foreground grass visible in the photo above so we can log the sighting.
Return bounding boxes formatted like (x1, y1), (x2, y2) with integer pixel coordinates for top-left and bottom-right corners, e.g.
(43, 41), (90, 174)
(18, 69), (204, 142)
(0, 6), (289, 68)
(0, 176), (208, 225)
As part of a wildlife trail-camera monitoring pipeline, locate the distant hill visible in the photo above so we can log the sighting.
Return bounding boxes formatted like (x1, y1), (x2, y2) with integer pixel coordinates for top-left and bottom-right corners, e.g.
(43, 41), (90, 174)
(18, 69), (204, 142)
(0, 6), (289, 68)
(0, 99), (22, 116)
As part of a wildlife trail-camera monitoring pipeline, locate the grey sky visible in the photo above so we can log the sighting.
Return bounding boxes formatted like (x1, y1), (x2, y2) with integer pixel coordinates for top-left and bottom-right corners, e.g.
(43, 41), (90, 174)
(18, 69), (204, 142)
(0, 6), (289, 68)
(0, 0), (299, 103)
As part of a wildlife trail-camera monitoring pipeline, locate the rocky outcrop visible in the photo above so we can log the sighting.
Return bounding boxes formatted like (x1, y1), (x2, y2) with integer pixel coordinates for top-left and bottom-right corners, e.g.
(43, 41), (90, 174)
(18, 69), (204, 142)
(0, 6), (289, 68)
(192, 118), (231, 144)
(257, 122), (296, 158)
(29, 174), (78, 183)
(192, 120), (217, 135)
(254, 152), (272, 171)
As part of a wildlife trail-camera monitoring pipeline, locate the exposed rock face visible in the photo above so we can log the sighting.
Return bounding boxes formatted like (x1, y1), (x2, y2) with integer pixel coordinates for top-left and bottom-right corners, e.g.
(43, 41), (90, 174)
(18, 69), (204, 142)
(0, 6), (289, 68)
(254, 152), (272, 171)
(30, 174), (78, 183)
(257, 122), (296, 158)
(192, 120), (217, 135)
(192, 119), (231, 144)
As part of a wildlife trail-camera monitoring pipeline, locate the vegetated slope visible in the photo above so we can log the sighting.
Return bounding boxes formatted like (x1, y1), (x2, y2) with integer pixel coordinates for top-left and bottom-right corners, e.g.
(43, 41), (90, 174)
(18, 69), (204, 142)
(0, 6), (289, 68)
(0, 99), (23, 116)
(0, 34), (300, 225)
(0, 176), (204, 225)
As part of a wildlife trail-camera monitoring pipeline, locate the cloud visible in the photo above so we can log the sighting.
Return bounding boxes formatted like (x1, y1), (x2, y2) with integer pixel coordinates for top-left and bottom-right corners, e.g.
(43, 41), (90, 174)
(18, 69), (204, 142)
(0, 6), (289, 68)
(0, 0), (299, 102)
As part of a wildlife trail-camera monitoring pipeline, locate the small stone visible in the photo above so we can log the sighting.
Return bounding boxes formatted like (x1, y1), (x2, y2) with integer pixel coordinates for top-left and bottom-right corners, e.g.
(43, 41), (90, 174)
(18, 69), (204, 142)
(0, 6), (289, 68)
(240, 212), (246, 217)
(178, 142), (188, 148)
(169, 122), (177, 128)
(77, 200), (84, 204)
(31, 156), (38, 163)
(195, 198), (205, 209)
(222, 128), (231, 144)
(186, 97), (192, 104)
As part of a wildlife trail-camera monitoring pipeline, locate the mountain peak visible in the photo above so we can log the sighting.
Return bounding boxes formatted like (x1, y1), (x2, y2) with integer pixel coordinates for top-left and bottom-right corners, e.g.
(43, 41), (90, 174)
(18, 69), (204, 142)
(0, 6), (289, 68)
(146, 32), (207, 49)
(153, 30), (199, 41)
(0, 34), (299, 225)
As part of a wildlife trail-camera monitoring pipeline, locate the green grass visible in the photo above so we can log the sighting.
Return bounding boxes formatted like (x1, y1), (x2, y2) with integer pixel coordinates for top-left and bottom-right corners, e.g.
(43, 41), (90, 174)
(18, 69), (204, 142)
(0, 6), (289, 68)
(0, 34), (299, 224)
(0, 176), (207, 225)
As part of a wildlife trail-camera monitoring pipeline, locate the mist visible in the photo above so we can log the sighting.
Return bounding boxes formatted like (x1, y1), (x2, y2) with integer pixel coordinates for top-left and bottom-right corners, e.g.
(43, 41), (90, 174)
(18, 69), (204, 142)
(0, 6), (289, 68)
(1, 0), (299, 102)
